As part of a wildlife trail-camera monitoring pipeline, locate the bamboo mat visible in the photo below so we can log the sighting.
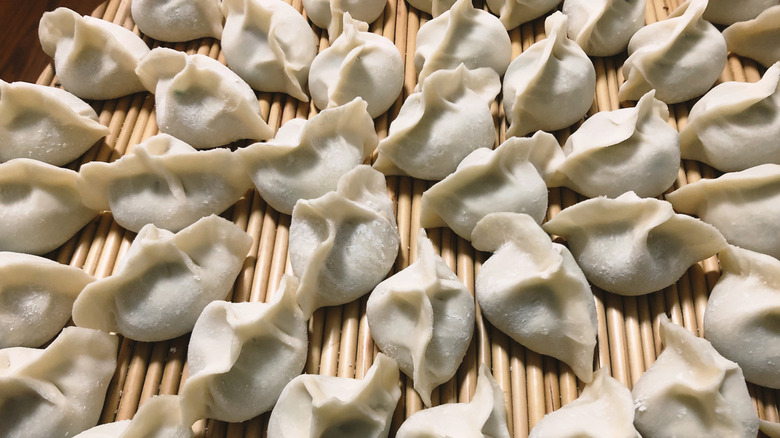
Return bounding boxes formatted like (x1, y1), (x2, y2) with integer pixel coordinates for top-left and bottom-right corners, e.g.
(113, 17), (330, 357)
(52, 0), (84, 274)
(35, 0), (779, 436)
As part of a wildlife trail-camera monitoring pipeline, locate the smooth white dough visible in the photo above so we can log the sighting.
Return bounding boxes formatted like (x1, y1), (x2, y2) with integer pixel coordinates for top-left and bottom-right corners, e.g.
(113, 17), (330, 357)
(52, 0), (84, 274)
(72, 215), (253, 342)
(373, 65), (500, 181)
(700, 0), (778, 25)
(136, 47), (274, 149)
(303, 0), (386, 42)
(503, 12), (596, 137)
(0, 159), (97, 255)
(723, 6), (780, 67)
(0, 327), (118, 438)
(72, 395), (193, 438)
(473, 213), (597, 382)
(366, 229), (474, 407)
(221, 0), (317, 101)
(680, 63), (780, 172)
(131, 0), (223, 42)
(308, 13), (403, 118)
(38, 8), (150, 100)
(632, 317), (759, 438)
(180, 275), (308, 425)
(619, 0), (727, 104)
(267, 353), (401, 438)
(395, 365), (510, 438)
(289, 165), (399, 317)
(542, 192), (728, 296)
(486, 0), (561, 30)
(407, 0), (456, 17)
(0, 252), (94, 349)
(562, 0), (646, 57)
(0, 80), (108, 166)
(236, 98), (377, 215)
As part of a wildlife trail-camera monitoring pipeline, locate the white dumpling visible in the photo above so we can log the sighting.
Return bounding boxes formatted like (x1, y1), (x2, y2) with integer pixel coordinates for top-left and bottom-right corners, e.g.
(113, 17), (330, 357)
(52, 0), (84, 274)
(235, 98), (377, 215)
(267, 353), (401, 438)
(680, 63), (780, 172)
(549, 90), (680, 198)
(700, 0), (777, 25)
(131, 0), (223, 42)
(473, 213), (597, 382)
(420, 131), (563, 240)
(528, 369), (641, 438)
(503, 12), (596, 137)
(303, 0), (386, 42)
(619, 0), (727, 104)
(289, 165), (399, 317)
(221, 0), (317, 101)
(395, 364), (510, 438)
(632, 317), (759, 438)
(38, 8), (150, 100)
(542, 192), (728, 296)
(485, 0), (561, 30)
(72, 215), (253, 342)
(562, 0), (646, 57)
(0, 80), (108, 166)
(373, 65), (501, 181)
(136, 47), (274, 149)
(0, 159), (97, 255)
(366, 229), (474, 407)
(723, 6), (780, 68)
(407, 0), (456, 17)
(0, 252), (94, 349)
(72, 395), (193, 438)
(78, 134), (252, 233)
(0, 327), (118, 438)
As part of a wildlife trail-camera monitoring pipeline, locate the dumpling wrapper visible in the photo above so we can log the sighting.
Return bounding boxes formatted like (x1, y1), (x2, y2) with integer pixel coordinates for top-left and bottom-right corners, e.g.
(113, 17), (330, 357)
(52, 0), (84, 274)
(131, 0), (223, 42)
(723, 5), (780, 68)
(303, 0), (386, 43)
(562, 0), (646, 57)
(72, 395), (193, 438)
(486, 0), (562, 30)
(700, 0), (777, 25)
(406, 0), (457, 17)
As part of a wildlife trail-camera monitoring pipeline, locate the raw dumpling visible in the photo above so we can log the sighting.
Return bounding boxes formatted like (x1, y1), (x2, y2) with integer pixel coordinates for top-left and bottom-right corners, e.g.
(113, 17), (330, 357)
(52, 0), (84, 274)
(618, 0), (727, 104)
(420, 131), (563, 240)
(486, 0), (561, 30)
(221, 0), (317, 101)
(473, 213), (597, 382)
(0, 159), (97, 255)
(302, 0), (386, 42)
(407, 0), (456, 17)
(308, 13), (403, 118)
(289, 165), (399, 317)
(700, 0), (777, 25)
(373, 65), (501, 181)
(38, 8), (150, 100)
(542, 192), (727, 296)
(78, 134), (252, 233)
(366, 229), (474, 407)
(503, 12), (596, 137)
(395, 365), (510, 438)
(267, 353), (401, 438)
(680, 63), (780, 172)
(632, 317), (759, 438)
(136, 47), (274, 149)
(0, 80), (108, 166)
(131, 0), (223, 42)
(72, 395), (193, 438)
(0, 327), (118, 438)
(72, 215), (253, 342)
(562, 0), (646, 57)
(723, 6), (780, 67)
(0, 252), (94, 349)
(236, 98), (377, 215)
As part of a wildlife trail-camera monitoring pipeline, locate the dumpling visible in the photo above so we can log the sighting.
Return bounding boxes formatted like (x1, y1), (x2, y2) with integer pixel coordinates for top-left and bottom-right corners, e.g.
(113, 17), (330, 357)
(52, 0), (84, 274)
(136, 47), (274, 149)
(373, 65), (501, 181)
(221, 0), (317, 101)
(72, 395), (193, 438)
(549, 90), (680, 199)
(528, 368), (641, 438)
(303, 0), (385, 43)
(131, 0), (223, 42)
(0, 252), (95, 349)
(618, 0), (727, 104)
(72, 215), (253, 342)
(235, 98), (377, 215)
(485, 0), (562, 30)
(395, 365), (510, 438)
(308, 13), (403, 118)
(38, 8), (150, 100)
(503, 11), (596, 137)
(420, 131), (563, 240)
(723, 6), (780, 68)
(0, 80), (108, 166)
(267, 353), (401, 438)
(666, 164), (780, 259)
(700, 0), (777, 25)
(78, 133), (252, 233)
(289, 165), (399, 317)
(542, 192), (727, 296)
(406, 0), (456, 17)
(0, 327), (118, 438)
(472, 213), (597, 382)
(179, 275), (307, 425)
(680, 63), (780, 172)
(366, 229), (474, 407)
(632, 317), (759, 438)
(562, 0), (646, 57)
(761, 420), (780, 438)
(0, 159), (97, 255)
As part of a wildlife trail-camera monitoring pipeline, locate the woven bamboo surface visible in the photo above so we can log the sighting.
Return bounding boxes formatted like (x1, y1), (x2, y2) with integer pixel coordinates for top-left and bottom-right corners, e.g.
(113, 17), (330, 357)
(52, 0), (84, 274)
(35, 0), (779, 436)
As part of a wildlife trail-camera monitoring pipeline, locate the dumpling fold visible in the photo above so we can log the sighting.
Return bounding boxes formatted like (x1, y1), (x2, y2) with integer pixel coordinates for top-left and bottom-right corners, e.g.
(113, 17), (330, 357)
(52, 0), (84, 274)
(562, 0), (646, 57)
(72, 395), (193, 438)
(723, 5), (780, 68)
